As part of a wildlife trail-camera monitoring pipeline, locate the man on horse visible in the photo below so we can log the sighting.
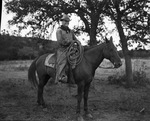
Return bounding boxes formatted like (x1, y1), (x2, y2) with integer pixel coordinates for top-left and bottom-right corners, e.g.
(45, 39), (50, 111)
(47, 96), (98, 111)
(55, 14), (81, 85)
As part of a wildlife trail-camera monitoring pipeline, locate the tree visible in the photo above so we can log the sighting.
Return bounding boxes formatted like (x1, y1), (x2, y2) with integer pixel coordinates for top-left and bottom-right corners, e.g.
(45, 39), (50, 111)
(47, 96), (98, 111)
(5, 0), (110, 45)
(18, 46), (38, 59)
(104, 0), (150, 87)
(1, 1), (3, 23)
(5, 0), (150, 87)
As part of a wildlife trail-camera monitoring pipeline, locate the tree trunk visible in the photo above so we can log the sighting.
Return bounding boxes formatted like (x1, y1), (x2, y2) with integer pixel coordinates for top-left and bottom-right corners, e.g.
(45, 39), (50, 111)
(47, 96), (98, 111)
(115, 19), (134, 87)
(89, 29), (97, 45)
(89, 14), (99, 46)
(124, 53), (134, 87)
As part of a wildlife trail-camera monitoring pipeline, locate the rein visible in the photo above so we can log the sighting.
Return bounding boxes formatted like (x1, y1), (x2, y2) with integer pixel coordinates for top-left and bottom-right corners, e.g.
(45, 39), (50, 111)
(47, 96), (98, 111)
(67, 41), (84, 69)
(99, 66), (115, 69)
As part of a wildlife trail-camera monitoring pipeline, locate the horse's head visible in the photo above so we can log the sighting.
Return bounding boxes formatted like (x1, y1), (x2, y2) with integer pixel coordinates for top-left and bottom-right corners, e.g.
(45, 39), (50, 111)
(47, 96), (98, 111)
(103, 37), (122, 68)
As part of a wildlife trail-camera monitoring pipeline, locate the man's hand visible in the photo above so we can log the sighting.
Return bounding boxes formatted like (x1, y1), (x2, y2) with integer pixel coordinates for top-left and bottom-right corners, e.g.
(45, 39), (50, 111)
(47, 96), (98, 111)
(62, 40), (71, 46)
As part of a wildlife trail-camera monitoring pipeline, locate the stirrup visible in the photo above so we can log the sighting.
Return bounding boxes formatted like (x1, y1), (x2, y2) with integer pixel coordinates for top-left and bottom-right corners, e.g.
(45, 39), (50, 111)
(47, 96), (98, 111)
(59, 75), (68, 83)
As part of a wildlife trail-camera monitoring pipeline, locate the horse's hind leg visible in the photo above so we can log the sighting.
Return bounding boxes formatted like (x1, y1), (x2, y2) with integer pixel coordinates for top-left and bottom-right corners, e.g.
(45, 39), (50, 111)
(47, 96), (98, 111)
(84, 82), (93, 118)
(37, 75), (50, 108)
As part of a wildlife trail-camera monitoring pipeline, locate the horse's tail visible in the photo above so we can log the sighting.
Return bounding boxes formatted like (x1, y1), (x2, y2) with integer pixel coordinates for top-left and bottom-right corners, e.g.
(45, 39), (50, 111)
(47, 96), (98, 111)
(28, 57), (39, 89)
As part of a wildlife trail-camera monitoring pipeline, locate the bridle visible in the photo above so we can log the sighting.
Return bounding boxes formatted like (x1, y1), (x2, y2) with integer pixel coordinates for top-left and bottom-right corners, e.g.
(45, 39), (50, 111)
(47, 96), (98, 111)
(99, 65), (116, 69)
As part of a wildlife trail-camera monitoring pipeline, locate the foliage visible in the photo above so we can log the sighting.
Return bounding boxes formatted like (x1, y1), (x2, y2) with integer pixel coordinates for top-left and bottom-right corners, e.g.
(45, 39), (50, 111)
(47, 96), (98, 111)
(4, 0), (110, 45)
(0, 34), (57, 60)
(0, 34), (22, 60)
(108, 70), (149, 87)
(130, 49), (150, 58)
(103, 0), (150, 87)
(4, 0), (150, 46)
(105, 0), (150, 46)
(0, 34), (150, 60)
(108, 61), (150, 87)
(18, 46), (38, 59)
(3, 0), (150, 87)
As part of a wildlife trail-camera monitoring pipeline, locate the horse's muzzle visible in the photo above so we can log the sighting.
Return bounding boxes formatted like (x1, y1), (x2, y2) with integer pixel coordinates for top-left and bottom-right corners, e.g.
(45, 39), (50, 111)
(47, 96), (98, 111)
(114, 62), (122, 68)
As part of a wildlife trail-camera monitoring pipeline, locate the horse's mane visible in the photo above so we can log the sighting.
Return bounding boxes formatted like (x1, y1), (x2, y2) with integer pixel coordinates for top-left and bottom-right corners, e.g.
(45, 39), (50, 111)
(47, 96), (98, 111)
(83, 42), (106, 52)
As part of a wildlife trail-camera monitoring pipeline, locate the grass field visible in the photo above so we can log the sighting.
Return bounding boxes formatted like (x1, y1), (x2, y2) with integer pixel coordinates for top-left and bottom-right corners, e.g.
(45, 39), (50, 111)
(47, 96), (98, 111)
(0, 58), (150, 121)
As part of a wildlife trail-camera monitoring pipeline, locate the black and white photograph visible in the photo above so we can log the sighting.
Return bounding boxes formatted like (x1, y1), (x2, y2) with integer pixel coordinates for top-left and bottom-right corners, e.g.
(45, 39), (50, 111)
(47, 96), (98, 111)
(0, 0), (150, 121)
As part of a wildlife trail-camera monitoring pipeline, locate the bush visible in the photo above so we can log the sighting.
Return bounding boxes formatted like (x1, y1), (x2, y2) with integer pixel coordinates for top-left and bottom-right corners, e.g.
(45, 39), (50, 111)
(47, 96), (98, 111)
(108, 68), (149, 87)
(133, 70), (150, 86)
(107, 73), (129, 87)
(0, 51), (11, 60)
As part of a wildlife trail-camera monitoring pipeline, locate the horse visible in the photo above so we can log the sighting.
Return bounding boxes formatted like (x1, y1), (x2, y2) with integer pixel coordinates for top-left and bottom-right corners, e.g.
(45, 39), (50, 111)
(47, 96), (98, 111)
(28, 37), (122, 121)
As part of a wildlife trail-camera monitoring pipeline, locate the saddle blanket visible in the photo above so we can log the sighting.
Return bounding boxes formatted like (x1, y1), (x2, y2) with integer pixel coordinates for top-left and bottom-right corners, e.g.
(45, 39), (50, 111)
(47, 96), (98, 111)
(44, 54), (56, 68)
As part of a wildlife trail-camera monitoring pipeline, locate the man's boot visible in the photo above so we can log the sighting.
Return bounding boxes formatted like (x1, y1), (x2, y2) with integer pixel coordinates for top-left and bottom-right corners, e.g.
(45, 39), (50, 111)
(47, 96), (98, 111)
(59, 74), (68, 83)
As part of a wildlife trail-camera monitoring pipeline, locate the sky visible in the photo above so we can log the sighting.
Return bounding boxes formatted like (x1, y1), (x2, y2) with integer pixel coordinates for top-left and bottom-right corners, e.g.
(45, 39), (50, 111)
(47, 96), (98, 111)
(1, 0), (150, 50)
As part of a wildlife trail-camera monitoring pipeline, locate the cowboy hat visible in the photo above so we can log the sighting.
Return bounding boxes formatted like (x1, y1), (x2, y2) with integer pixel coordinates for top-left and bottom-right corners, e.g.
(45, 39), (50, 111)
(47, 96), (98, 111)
(60, 14), (70, 22)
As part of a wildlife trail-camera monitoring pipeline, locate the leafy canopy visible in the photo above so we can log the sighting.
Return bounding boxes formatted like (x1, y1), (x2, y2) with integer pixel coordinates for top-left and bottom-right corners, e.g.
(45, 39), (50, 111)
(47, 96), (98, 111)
(105, 0), (150, 46)
(5, 0), (108, 40)
(5, 0), (150, 47)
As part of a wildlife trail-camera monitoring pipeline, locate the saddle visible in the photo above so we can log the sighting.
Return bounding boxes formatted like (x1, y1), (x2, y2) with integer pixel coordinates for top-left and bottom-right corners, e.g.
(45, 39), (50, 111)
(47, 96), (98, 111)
(45, 53), (56, 68)
(44, 41), (83, 69)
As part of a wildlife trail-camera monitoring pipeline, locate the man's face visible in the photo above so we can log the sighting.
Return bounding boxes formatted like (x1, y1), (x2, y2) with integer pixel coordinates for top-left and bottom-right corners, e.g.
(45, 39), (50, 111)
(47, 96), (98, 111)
(61, 20), (69, 26)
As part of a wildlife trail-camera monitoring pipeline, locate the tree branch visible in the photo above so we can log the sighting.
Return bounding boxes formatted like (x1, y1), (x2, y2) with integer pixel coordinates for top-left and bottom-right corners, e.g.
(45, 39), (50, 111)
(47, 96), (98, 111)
(76, 10), (90, 34)
(86, 0), (94, 11)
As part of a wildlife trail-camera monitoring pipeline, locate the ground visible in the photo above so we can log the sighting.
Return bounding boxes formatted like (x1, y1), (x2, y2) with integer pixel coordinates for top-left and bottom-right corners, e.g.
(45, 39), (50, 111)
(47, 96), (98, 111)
(0, 59), (150, 121)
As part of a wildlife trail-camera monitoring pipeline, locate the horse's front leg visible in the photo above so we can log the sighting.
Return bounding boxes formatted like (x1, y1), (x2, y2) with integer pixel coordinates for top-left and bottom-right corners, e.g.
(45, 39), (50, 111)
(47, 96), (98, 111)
(84, 82), (93, 118)
(76, 83), (84, 121)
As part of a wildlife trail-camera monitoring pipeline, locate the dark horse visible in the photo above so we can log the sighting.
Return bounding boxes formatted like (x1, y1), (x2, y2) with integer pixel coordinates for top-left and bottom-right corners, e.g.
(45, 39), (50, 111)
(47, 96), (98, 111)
(28, 37), (122, 121)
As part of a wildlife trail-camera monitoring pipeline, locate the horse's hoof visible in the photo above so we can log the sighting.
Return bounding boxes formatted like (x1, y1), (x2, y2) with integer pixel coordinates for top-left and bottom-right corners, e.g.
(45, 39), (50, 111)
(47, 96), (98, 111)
(77, 115), (84, 121)
(43, 107), (48, 112)
(85, 113), (93, 118)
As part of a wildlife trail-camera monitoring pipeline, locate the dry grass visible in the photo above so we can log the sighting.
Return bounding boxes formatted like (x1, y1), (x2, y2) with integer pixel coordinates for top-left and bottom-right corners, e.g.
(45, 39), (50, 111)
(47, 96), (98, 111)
(0, 58), (150, 121)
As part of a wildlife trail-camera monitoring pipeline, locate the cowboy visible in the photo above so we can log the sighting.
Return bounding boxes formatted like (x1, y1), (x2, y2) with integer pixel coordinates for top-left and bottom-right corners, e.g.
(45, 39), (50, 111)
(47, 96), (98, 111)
(55, 14), (81, 84)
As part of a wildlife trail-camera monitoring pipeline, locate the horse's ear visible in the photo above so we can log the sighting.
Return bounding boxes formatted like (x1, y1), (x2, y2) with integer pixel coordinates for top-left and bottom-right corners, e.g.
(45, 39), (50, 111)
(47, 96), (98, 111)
(110, 36), (114, 44)
(105, 37), (109, 43)
(110, 36), (113, 42)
